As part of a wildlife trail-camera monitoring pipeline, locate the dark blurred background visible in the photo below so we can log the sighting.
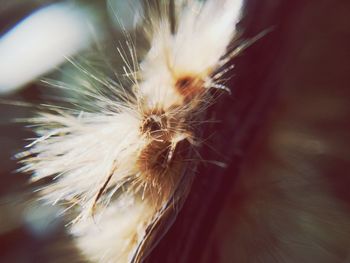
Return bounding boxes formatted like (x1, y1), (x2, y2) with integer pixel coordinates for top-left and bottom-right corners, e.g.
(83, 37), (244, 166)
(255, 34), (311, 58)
(1, 0), (350, 262)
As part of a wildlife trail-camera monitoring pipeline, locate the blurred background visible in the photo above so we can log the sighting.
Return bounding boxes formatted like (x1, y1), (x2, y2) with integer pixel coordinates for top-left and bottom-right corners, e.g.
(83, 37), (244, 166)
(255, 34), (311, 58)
(1, 0), (350, 262)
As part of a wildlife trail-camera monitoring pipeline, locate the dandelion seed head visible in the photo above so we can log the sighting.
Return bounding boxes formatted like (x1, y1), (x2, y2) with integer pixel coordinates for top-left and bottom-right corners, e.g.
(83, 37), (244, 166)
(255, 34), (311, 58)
(17, 0), (245, 262)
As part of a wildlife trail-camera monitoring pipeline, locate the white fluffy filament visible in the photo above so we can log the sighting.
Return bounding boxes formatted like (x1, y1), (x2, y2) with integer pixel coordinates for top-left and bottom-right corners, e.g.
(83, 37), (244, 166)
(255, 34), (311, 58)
(18, 0), (243, 262)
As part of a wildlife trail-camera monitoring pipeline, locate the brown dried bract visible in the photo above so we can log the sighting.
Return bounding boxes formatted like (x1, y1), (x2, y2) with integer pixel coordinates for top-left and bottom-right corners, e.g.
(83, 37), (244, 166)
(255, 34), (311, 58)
(137, 109), (190, 203)
(175, 75), (205, 101)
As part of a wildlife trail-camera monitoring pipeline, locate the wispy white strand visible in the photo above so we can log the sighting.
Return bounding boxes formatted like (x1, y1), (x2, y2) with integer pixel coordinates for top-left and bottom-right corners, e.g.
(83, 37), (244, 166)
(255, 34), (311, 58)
(18, 0), (244, 262)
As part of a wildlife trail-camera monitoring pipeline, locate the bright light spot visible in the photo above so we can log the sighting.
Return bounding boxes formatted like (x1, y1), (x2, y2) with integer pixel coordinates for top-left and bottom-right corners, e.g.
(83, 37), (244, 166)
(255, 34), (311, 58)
(0, 3), (94, 94)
